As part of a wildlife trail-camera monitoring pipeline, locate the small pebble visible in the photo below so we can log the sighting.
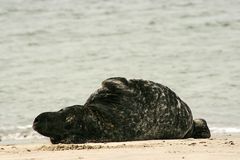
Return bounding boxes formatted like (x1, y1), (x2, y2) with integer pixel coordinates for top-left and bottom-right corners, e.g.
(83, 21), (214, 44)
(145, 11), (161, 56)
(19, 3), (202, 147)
(224, 141), (235, 145)
(199, 141), (206, 144)
(188, 142), (196, 146)
(229, 141), (234, 145)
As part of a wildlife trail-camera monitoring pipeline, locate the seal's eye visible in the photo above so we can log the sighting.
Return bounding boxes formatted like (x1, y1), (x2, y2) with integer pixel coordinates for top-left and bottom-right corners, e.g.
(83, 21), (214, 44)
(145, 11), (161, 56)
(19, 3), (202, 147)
(64, 124), (72, 130)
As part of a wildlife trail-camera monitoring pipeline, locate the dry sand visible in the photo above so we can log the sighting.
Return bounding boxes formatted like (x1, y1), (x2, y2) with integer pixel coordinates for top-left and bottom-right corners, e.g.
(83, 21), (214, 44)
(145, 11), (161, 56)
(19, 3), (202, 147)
(0, 134), (239, 160)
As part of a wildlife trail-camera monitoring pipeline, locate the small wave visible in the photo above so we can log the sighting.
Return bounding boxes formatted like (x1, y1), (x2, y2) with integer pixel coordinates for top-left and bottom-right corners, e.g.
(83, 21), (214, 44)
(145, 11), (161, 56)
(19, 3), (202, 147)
(210, 127), (240, 133)
(0, 131), (45, 141)
(0, 124), (46, 143)
(0, 124), (32, 131)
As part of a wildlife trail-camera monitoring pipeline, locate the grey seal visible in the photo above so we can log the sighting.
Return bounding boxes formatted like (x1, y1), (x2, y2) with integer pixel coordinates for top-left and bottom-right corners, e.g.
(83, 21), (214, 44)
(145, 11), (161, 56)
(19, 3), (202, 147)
(33, 77), (210, 144)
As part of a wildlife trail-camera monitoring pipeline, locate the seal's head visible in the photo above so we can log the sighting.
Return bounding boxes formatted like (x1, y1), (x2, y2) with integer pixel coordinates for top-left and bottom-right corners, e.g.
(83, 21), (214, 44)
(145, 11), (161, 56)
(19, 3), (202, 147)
(33, 105), (86, 144)
(192, 119), (211, 138)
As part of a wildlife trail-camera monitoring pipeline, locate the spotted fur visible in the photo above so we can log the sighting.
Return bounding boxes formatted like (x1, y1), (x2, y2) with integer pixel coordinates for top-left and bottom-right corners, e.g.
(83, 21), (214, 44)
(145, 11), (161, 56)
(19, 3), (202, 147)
(33, 77), (210, 144)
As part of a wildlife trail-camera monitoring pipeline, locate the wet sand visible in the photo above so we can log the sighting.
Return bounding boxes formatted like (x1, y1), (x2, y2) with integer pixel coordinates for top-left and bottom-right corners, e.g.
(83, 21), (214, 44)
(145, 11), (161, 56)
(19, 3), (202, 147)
(0, 134), (239, 160)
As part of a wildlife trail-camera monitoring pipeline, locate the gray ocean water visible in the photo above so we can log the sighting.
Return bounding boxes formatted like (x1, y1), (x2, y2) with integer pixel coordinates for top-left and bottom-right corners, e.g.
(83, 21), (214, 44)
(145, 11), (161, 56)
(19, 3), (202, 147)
(0, 0), (240, 144)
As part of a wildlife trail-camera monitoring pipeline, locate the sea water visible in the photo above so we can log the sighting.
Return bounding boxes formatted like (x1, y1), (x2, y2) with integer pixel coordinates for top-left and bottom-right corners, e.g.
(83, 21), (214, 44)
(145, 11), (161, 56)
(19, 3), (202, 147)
(0, 0), (240, 144)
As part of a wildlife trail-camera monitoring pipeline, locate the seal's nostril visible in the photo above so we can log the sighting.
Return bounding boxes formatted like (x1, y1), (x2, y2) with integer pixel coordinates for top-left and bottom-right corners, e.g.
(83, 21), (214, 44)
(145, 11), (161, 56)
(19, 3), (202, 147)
(34, 117), (39, 124)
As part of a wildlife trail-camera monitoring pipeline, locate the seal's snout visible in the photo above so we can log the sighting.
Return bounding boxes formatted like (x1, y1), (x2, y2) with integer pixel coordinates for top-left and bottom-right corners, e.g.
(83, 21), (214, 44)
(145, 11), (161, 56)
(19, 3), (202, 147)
(33, 112), (64, 138)
(33, 116), (40, 126)
(32, 118), (38, 131)
(33, 114), (44, 130)
(32, 112), (47, 132)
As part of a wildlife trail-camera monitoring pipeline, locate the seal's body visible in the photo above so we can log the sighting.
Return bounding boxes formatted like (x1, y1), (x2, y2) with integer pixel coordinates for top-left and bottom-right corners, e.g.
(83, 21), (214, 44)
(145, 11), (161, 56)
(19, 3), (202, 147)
(33, 77), (211, 144)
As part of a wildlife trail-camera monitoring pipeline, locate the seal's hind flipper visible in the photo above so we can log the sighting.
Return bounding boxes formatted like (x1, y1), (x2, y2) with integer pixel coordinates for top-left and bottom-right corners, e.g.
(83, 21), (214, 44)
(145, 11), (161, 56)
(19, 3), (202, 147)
(192, 119), (211, 138)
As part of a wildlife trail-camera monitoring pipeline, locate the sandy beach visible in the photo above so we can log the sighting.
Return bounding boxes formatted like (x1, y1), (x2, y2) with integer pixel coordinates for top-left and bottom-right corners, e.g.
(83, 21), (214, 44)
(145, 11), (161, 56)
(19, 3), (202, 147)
(0, 134), (239, 160)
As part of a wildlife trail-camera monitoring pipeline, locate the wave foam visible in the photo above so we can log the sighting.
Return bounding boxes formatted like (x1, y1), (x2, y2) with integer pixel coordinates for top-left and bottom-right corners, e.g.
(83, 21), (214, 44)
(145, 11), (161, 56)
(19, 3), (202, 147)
(0, 124), (46, 143)
(210, 127), (240, 133)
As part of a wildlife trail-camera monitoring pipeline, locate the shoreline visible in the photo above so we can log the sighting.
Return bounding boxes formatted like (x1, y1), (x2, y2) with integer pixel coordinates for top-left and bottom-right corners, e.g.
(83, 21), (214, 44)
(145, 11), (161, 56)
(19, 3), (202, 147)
(0, 134), (239, 160)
